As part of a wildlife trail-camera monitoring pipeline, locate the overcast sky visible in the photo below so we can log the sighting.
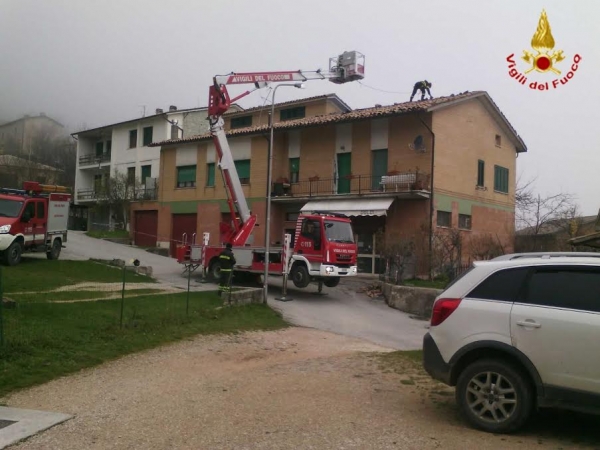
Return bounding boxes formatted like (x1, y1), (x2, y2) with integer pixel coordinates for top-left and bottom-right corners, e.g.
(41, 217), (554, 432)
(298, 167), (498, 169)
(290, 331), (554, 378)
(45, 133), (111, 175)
(1, 0), (599, 215)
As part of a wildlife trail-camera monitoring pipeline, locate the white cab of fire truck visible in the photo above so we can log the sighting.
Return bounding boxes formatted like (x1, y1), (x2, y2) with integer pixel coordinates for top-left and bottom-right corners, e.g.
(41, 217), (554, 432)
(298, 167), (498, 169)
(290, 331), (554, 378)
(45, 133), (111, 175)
(0, 181), (71, 266)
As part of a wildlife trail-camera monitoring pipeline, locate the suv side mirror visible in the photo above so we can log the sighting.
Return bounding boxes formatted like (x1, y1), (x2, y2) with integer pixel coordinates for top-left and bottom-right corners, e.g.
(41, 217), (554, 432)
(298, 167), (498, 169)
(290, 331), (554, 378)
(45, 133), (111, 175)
(20, 212), (31, 223)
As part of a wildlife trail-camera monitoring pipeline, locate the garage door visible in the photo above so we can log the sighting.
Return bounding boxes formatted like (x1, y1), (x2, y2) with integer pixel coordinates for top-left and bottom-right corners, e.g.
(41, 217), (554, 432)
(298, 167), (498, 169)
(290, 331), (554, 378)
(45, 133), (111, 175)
(171, 214), (198, 257)
(134, 210), (158, 247)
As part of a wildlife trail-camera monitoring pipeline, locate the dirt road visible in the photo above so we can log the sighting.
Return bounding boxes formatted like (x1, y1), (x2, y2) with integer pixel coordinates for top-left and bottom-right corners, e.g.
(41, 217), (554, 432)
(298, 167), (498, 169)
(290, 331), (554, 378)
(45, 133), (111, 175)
(5, 328), (598, 450)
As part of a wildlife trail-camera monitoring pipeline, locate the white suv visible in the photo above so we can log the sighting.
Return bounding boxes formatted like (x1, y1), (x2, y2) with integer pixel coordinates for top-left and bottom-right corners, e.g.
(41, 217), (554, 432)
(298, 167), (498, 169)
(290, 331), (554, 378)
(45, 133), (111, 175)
(423, 252), (600, 433)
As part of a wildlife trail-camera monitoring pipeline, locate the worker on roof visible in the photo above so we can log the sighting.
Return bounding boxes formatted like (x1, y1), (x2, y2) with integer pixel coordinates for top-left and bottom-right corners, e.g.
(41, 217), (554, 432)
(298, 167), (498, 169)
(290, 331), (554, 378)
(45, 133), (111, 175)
(410, 80), (433, 102)
(218, 243), (236, 298)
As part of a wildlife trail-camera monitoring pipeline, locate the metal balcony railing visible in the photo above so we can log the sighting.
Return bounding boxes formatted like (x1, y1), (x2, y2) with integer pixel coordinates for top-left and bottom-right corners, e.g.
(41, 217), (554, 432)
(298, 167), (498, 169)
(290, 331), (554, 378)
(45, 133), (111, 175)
(79, 153), (111, 166)
(76, 187), (158, 202)
(271, 171), (430, 198)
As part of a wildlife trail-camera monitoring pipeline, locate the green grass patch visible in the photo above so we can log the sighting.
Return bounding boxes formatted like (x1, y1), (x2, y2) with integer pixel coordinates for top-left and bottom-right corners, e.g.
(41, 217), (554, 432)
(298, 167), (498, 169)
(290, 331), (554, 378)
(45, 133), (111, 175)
(1, 259), (154, 294)
(0, 292), (288, 397)
(85, 229), (130, 239)
(10, 288), (167, 303)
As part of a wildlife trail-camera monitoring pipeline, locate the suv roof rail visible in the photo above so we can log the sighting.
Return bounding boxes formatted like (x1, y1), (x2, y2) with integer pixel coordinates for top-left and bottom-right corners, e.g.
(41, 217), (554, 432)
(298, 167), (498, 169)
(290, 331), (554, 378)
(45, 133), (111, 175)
(492, 252), (600, 261)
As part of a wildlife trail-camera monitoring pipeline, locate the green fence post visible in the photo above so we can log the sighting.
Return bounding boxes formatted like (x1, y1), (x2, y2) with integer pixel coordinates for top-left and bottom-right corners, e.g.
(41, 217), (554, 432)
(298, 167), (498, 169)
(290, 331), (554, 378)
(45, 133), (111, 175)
(120, 264), (126, 329)
(0, 265), (4, 347)
(186, 265), (191, 316)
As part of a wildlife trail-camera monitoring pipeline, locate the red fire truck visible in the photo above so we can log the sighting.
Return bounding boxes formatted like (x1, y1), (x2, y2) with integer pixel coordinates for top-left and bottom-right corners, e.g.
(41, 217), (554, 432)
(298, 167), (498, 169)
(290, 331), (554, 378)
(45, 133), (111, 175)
(176, 51), (364, 289)
(0, 181), (71, 266)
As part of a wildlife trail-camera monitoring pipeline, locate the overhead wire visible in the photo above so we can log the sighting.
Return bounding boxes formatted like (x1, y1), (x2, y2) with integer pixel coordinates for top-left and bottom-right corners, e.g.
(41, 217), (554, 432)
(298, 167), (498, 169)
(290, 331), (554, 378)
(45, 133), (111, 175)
(357, 80), (412, 95)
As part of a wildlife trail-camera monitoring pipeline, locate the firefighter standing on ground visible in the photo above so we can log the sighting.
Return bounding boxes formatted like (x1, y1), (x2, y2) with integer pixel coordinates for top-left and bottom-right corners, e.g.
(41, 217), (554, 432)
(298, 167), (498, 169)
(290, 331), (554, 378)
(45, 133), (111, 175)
(218, 243), (236, 297)
(410, 80), (433, 101)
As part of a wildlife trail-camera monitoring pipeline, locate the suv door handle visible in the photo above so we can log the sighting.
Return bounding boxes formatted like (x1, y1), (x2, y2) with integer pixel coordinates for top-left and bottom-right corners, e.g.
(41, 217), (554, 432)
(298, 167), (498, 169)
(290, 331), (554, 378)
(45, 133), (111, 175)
(516, 320), (541, 329)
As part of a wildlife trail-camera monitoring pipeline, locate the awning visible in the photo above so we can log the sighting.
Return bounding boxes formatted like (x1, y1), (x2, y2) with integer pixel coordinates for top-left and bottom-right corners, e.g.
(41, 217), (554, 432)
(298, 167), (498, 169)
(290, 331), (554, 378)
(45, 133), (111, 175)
(300, 198), (394, 217)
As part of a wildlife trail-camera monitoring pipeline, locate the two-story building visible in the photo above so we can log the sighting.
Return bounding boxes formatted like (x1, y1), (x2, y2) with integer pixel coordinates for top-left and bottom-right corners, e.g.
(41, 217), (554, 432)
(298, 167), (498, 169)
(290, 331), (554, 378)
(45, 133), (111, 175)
(72, 105), (241, 230)
(134, 91), (526, 274)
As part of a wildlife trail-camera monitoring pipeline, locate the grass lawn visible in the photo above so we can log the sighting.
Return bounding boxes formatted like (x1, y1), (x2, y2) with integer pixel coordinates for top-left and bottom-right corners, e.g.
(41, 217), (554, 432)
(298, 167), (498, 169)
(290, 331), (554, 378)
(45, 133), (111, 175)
(0, 292), (288, 397)
(85, 229), (130, 239)
(1, 259), (154, 294)
(403, 279), (448, 290)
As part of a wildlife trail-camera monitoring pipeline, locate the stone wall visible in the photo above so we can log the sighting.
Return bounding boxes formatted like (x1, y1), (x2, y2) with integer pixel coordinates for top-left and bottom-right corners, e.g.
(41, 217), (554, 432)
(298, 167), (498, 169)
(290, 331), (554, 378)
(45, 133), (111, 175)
(224, 288), (263, 306)
(381, 283), (442, 319)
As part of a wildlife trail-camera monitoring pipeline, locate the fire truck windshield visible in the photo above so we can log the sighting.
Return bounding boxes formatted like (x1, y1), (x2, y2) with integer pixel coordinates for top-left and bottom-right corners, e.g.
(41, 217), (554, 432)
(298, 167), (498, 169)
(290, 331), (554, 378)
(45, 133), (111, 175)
(324, 220), (354, 243)
(0, 199), (24, 218)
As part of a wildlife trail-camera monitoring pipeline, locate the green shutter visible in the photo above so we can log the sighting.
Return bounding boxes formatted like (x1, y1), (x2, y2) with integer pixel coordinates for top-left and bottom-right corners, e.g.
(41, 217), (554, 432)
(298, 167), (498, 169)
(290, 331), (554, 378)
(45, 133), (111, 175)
(289, 158), (299, 173)
(494, 165), (508, 193)
(231, 115), (252, 129)
(207, 163), (215, 187)
(477, 160), (484, 187)
(234, 160), (251, 180)
(95, 142), (103, 156)
(141, 165), (151, 184)
(177, 165), (196, 183)
(143, 127), (153, 146)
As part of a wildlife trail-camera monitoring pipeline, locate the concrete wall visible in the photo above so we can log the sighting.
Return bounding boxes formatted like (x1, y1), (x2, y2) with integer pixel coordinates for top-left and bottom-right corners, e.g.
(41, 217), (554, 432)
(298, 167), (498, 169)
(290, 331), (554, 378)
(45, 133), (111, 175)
(381, 282), (442, 318)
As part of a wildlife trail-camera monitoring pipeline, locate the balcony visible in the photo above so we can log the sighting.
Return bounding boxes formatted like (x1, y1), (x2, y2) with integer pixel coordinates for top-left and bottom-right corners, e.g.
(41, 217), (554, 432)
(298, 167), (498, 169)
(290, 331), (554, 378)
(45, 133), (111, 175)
(79, 153), (111, 167)
(77, 187), (158, 202)
(271, 171), (431, 200)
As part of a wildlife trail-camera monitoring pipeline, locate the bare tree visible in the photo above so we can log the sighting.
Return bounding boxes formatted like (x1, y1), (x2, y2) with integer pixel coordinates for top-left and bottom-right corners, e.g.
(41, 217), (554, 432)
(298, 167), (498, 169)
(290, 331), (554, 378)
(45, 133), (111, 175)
(469, 233), (507, 260)
(95, 170), (141, 230)
(431, 228), (464, 278)
(376, 231), (416, 284)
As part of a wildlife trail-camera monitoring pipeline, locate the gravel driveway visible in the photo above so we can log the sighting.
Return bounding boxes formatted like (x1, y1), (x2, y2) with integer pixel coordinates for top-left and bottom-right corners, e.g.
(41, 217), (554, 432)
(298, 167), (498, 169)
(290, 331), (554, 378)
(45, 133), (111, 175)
(5, 328), (598, 450)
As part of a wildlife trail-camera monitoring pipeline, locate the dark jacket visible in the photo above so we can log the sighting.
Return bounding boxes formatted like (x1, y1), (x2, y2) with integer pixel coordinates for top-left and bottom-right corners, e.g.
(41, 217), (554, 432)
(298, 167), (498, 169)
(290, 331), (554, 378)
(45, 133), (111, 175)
(219, 247), (236, 270)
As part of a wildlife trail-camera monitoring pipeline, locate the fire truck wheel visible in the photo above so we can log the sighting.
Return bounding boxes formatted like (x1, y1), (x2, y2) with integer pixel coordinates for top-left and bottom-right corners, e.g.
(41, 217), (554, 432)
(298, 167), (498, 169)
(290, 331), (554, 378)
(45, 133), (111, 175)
(46, 239), (62, 260)
(209, 260), (222, 281)
(291, 264), (310, 288)
(3, 241), (22, 266)
(323, 277), (340, 288)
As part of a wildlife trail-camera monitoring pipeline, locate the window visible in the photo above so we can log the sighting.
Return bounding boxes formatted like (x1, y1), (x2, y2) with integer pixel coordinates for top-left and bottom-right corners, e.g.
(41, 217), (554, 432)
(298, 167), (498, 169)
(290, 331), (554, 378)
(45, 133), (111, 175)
(206, 163), (215, 187)
(285, 212), (299, 222)
(36, 201), (45, 219)
(177, 165), (196, 188)
(141, 165), (151, 184)
(436, 210), (451, 227)
(458, 214), (472, 230)
(495, 134), (501, 146)
(127, 167), (136, 184)
(468, 268), (529, 302)
(230, 115), (252, 129)
(143, 126), (153, 146)
(280, 106), (305, 121)
(95, 141), (103, 157)
(494, 165), (509, 193)
(234, 159), (251, 184)
(523, 267), (600, 313)
(129, 129), (137, 148)
(94, 174), (103, 191)
(106, 140), (112, 155)
(23, 202), (35, 221)
(289, 157), (299, 183)
(477, 160), (485, 187)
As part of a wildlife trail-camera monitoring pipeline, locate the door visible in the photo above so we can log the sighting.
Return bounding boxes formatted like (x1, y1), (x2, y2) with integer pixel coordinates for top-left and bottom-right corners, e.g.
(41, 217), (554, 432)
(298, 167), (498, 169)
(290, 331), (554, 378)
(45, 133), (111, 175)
(34, 200), (47, 245)
(20, 201), (36, 246)
(171, 214), (197, 257)
(336, 153), (352, 194)
(295, 217), (323, 263)
(371, 149), (388, 190)
(134, 210), (158, 247)
(511, 266), (600, 394)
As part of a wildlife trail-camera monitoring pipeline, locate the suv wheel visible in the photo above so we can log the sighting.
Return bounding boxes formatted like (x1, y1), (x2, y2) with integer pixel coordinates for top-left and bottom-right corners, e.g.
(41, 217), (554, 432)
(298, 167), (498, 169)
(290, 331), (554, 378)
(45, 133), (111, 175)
(456, 359), (533, 434)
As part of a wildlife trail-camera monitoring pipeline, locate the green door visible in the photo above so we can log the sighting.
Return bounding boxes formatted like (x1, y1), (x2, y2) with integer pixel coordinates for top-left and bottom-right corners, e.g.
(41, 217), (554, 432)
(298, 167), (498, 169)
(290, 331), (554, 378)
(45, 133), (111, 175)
(337, 153), (351, 194)
(371, 149), (388, 189)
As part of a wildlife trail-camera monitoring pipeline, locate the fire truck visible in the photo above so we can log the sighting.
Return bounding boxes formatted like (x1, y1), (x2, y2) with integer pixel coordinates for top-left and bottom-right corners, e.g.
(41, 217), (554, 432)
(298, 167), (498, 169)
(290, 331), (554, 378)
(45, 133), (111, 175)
(0, 181), (71, 266)
(176, 51), (365, 289)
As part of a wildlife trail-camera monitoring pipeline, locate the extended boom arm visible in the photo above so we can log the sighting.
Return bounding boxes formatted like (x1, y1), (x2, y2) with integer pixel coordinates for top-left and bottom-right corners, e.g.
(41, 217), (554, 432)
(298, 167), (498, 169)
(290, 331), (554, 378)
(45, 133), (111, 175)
(208, 51), (365, 246)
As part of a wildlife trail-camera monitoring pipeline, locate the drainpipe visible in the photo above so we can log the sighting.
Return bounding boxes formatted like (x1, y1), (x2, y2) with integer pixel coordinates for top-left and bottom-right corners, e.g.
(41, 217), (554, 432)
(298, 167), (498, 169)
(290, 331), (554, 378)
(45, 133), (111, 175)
(417, 114), (435, 280)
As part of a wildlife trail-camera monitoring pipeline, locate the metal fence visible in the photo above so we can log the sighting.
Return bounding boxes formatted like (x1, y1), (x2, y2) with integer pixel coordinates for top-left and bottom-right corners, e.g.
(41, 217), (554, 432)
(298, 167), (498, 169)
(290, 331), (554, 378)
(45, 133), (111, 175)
(271, 171), (430, 198)
(0, 259), (221, 349)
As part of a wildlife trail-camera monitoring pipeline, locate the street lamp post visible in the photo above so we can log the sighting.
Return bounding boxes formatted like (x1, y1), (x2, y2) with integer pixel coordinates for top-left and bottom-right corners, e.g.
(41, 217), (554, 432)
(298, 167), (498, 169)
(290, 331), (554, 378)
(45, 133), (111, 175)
(263, 82), (305, 303)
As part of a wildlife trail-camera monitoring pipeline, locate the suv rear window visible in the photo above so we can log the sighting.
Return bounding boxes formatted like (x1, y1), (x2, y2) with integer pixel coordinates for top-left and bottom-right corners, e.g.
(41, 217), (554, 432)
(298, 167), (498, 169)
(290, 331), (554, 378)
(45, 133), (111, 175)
(524, 267), (600, 313)
(467, 268), (529, 302)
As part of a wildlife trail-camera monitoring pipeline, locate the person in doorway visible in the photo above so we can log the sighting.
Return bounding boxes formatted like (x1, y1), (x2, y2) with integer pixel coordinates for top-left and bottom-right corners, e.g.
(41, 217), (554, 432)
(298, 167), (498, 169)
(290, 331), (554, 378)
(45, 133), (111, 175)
(218, 243), (236, 297)
(409, 80), (433, 101)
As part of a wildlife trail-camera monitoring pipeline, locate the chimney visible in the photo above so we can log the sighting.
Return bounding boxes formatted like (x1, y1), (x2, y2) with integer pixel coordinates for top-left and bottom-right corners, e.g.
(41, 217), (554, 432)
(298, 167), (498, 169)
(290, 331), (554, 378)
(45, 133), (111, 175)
(171, 124), (179, 140)
(156, 108), (164, 114)
(39, 112), (46, 117)
(169, 105), (177, 112)
(375, 104), (382, 108)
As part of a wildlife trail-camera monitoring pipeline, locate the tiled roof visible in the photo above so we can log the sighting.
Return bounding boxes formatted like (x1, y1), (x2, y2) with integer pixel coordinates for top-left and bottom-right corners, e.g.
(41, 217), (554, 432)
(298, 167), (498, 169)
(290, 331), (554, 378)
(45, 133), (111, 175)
(150, 91), (527, 152)
(223, 93), (351, 116)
